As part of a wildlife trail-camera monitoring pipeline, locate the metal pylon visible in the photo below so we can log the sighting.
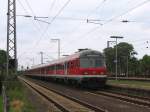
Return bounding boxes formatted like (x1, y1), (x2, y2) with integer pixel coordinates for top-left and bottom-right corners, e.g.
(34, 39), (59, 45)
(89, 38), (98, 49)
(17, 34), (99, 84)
(6, 0), (17, 75)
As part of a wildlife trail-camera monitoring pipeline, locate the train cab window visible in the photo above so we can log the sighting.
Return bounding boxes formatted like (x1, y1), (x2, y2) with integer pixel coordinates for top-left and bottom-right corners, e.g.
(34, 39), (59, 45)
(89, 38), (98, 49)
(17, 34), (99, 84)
(80, 57), (105, 68)
(95, 59), (104, 67)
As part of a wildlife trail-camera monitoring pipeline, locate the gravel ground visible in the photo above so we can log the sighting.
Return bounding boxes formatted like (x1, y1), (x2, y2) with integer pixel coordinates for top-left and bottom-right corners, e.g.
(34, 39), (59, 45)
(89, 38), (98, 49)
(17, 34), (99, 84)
(29, 78), (150, 112)
(23, 81), (61, 112)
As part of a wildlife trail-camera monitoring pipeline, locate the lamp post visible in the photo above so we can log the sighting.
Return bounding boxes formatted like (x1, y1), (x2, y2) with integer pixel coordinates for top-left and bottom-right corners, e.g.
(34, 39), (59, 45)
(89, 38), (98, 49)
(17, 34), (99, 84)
(51, 39), (60, 59)
(39, 52), (44, 64)
(110, 36), (124, 80)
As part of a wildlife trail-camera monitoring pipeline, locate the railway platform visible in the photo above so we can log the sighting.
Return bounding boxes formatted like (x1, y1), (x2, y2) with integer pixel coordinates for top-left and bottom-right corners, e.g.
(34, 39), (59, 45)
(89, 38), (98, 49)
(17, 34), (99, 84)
(106, 79), (150, 98)
(107, 79), (150, 90)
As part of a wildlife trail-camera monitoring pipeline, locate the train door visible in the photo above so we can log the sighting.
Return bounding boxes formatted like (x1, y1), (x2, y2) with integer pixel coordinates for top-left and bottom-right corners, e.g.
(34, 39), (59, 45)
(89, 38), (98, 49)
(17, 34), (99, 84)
(54, 64), (56, 74)
(64, 62), (67, 75)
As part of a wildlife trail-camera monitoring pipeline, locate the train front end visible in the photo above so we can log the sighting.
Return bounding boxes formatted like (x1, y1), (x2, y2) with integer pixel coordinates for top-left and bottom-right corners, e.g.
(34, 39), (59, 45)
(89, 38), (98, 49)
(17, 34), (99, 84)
(78, 50), (107, 87)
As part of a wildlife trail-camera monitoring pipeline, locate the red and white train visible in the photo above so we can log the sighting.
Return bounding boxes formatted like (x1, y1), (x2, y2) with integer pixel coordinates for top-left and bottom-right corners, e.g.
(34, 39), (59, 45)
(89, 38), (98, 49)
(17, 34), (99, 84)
(25, 49), (107, 87)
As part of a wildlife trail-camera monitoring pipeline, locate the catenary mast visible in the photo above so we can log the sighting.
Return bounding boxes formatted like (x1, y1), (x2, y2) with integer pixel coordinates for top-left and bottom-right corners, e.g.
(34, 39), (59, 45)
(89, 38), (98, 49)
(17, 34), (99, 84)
(6, 0), (17, 75)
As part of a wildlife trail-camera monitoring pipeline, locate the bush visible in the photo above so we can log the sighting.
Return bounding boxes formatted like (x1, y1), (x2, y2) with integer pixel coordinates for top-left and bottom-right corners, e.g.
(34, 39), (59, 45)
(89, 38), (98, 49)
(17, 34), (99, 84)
(0, 77), (2, 94)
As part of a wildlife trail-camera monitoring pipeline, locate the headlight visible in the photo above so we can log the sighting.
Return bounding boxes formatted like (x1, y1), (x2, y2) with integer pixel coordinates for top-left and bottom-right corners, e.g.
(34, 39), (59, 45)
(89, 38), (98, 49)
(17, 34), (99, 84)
(100, 72), (104, 75)
(84, 72), (88, 75)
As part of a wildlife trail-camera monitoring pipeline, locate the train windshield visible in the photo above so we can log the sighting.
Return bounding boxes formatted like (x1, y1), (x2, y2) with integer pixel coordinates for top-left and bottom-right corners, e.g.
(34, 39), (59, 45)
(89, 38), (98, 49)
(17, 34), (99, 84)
(80, 56), (105, 68)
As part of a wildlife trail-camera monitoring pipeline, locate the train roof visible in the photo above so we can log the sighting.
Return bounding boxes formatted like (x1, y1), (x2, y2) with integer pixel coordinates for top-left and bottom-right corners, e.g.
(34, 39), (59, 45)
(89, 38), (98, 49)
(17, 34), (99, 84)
(30, 49), (103, 70)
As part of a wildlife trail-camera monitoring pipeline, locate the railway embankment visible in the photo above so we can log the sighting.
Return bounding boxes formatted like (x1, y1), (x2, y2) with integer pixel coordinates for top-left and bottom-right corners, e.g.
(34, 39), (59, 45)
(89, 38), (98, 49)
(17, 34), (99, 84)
(0, 96), (3, 112)
(20, 78), (62, 112)
(3, 77), (61, 112)
(14, 78), (63, 112)
(5, 79), (37, 112)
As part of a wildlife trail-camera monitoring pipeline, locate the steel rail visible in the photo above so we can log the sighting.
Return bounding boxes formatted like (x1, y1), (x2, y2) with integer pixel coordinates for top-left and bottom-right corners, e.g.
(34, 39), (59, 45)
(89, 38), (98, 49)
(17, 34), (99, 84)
(103, 90), (150, 102)
(91, 91), (150, 108)
(21, 77), (107, 112)
(19, 77), (73, 112)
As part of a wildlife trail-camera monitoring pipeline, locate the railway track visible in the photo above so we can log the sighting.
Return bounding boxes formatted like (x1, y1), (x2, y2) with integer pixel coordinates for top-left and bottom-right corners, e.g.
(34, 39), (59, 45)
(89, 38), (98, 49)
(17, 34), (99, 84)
(19, 76), (107, 112)
(89, 90), (150, 108)
(102, 90), (150, 102)
(21, 76), (150, 112)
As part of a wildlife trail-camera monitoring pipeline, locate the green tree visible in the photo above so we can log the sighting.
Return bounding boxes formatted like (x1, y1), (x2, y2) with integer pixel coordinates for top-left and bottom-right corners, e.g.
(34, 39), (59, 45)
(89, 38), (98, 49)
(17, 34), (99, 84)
(0, 50), (7, 94)
(103, 47), (115, 74)
(104, 42), (137, 76)
(128, 57), (140, 76)
(141, 55), (150, 76)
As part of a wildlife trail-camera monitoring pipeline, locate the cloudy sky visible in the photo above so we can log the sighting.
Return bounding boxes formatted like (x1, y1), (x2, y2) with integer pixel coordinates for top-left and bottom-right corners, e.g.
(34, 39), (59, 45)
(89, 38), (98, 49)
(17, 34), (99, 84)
(0, 0), (150, 69)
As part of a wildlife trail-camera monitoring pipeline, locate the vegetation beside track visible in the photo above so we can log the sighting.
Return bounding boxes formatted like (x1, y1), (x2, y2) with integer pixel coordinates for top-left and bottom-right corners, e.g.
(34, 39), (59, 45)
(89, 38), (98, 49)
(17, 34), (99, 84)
(6, 79), (35, 112)
(107, 79), (150, 90)
(0, 96), (3, 112)
(104, 42), (150, 77)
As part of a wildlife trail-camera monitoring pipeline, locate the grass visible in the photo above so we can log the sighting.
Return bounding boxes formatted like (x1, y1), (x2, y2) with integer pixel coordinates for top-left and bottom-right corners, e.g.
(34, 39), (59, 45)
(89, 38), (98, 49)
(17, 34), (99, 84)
(6, 80), (35, 112)
(0, 96), (3, 112)
(107, 79), (150, 90)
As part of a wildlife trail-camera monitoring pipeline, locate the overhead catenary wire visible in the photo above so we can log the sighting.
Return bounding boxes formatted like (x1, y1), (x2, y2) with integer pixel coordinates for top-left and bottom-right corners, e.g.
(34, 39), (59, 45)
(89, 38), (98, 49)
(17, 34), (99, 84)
(18, 0), (72, 61)
(102, 0), (150, 25)
(42, 0), (71, 31)
(17, 0), (50, 59)
(63, 27), (104, 52)
(17, 0), (38, 58)
(33, 0), (57, 25)
(25, 0), (36, 15)
(48, 0), (57, 16)
(59, 0), (116, 51)
(23, 0), (54, 50)
(17, 0), (28, 14)
(76, 0), (150, 42)
(63, 0), (107, 37)
(33, 16), (87, 25)
(21, 0), (107, 54)
(16, 0), (150, 65)
(60, 0), (107, 49)
(86, 0), (150, 25)
(32, 0), (71, 50)
(32, 0), (72, 54)
(87, 0), (107, 18)
(70, 0), (107, 34)
(36, 16), (86, 22)
(61, 26), (100, 51)
(127, 38), (150, 43)
(61, 0), (150, 52)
